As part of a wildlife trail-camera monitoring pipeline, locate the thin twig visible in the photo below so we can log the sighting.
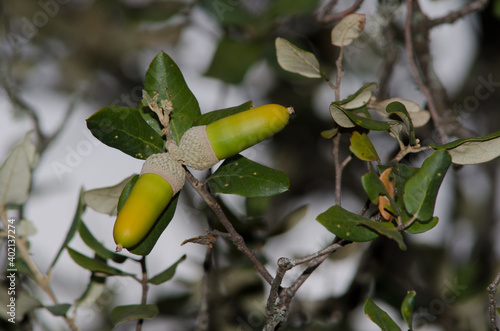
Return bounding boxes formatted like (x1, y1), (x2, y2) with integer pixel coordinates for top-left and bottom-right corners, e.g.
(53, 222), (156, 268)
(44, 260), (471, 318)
(428, 0), (488, 28)
(316, 0), (364, 23)
(487, 270), (500, 331)
(184, 171), (274, 285)
(136, 257), (149, 331)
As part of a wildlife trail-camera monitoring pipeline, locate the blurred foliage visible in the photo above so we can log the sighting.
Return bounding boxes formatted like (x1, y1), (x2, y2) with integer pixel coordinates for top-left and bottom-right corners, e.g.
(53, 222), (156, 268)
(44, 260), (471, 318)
(1, 0), (500, 330)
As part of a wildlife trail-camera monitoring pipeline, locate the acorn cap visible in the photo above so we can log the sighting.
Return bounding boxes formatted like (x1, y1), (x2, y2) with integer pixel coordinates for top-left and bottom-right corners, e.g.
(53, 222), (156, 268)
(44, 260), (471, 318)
(140, 153), (185, 194)
(178, 126), (220, 170)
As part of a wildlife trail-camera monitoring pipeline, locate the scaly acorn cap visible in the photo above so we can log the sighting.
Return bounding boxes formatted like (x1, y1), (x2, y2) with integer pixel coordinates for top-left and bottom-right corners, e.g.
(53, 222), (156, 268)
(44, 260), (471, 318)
(177, 125), (220, 171)
(141, 152), (185, 194)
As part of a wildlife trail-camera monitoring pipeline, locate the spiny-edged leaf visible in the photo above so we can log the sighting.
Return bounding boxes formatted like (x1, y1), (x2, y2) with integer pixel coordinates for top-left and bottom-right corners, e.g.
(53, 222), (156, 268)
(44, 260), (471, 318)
(350, 131), (380, 162)
(331, 13), (366, 47)
(205, 37), (262, 84)
(143, 51), (201, 143)
(45, 304), (71, 317)
(358, 220), (406, 250)
(316, 205), (379, 242)
(49, 188), (85, 270)
(0, 131), (38, 207)
(385, 101), (416, 145)
(401, 290), (416, 329)
(276, 37), (322, 78)
(372, 98), (430, 128)
(194, 101), (253, 126)
(111, 304), (159, 325)
(149, 255), (186, 285)
(335, 82), (378, 110)
(430, 130), (500, 165)
(78, 221), (127, 263)
(207, 155), (289, 198)
(364, 297), (401, 331)
(86, 106), (164, 160)
(362, 167), (389, 204)
(406, 216), (439, 234)
(83, 175), (136, 216)
(404, 150), (451, 222)
(66, 247), (134, 276)
(117, 177), (179, 256)
(330, 103), (392, 131)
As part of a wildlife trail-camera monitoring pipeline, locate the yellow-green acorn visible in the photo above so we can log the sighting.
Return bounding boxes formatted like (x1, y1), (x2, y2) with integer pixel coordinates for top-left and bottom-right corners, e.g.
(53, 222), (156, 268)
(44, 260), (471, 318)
(178, 104), (293, 170)
(113, 153), (185, 252)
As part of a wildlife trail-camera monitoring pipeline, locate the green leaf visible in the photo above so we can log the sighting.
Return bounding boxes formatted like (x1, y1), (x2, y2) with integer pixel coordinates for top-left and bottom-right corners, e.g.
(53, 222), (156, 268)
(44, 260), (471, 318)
(331, 13), (366, 47)
(386, 101), (416, 145)
(364, 297), (401, 331)
(117, 175), (139, 212)
(335, 82), (378, 110)
(49, 188), (85, 270)
(430, 130), (500, 165)
(404, 150), (451, 222)
(86, 106), (164, 160)
(361, 167), (389, 204)
(45, 304), (71, 317)
(358, 220), (406, 250)
(83, 175), (136, 216)
(350, 131), (380, 162)
(118, 178), (179, 256)
(330, 103), (392, 131)
(406, 216), (439, 234)
(275, 37), (322, 78)
(0, 131), (38, 207)
(111, 304), (159, 325)
(194, 101), (253, 126)
(143, 51), (201, 143)
(66, 247), (133, 276)
(401, 290), (416, 329)
(149, 255), (187, 285)
(78, 221), (127, 264)
(207, 155), (289, 198)
(205, 37), (262, 84)
(316, 205), (379, 242)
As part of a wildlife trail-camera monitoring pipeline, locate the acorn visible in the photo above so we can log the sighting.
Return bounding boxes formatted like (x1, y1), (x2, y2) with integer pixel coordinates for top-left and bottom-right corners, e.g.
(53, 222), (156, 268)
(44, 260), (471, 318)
(113, 153), (185, 252)
(178, 104), (294, 170)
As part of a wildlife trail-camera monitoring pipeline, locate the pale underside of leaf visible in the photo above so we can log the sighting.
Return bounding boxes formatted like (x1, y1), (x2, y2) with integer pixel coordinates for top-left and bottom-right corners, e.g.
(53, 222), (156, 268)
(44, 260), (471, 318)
(83, 175), (136, 216)
(372, 98), (430, 128)
(342, 83), (378, 109)
(0, 131), (39, 206)
(275, 37), (321, 78)
(331, 13), (366, 47)
(447, 136), (500, 165)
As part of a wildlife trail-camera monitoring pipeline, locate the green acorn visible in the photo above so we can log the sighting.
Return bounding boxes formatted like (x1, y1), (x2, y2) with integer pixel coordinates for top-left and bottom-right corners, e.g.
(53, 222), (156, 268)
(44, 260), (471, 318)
(113, 153), (185, 252)
(178, 104), (293, 170)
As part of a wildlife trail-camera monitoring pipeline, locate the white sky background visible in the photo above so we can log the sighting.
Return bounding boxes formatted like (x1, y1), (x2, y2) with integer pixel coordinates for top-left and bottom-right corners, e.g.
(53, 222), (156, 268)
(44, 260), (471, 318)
(0, 1), (489, 330)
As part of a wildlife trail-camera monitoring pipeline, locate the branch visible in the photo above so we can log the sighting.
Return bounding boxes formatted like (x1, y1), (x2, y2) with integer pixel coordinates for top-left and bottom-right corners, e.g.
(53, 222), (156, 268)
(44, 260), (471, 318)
(428, 0), (488, 28)
(488, 270), (500, 331)
(404, 0), (447, 145)
(316, 0), (364, 23)
(184, 171), (274, 285)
